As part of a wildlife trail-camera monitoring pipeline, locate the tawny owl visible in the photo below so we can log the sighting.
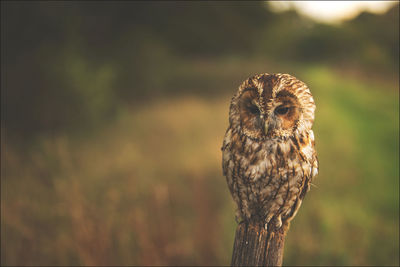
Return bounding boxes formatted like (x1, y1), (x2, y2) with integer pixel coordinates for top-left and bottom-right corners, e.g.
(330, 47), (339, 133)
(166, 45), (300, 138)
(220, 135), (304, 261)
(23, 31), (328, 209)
(222, 73), (318, 231)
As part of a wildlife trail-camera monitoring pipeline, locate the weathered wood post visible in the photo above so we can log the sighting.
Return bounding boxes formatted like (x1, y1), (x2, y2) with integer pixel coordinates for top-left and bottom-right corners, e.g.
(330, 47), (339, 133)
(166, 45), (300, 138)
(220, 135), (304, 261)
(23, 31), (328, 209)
(231, 221), (288, 266)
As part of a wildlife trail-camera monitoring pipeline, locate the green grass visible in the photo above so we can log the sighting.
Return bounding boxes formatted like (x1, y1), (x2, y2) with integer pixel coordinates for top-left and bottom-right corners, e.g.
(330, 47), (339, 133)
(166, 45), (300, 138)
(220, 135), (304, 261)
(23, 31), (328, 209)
(284, 66), (399, 266)
(1, 62), (398, 266)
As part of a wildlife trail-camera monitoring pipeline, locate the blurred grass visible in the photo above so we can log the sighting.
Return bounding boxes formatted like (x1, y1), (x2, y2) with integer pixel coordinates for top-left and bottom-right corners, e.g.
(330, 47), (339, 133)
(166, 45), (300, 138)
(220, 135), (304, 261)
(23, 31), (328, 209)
(1, 61), (399, 266)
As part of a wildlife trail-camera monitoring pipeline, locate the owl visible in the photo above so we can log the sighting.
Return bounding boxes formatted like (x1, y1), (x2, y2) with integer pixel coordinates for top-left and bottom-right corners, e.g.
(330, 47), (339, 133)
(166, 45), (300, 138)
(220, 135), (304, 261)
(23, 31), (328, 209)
(222, 73), (318, 231)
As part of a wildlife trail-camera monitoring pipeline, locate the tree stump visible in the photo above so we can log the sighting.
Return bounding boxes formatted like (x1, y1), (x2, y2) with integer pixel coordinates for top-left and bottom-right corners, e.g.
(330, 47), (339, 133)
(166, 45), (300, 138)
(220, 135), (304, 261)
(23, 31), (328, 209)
(231, 222), (288, 267)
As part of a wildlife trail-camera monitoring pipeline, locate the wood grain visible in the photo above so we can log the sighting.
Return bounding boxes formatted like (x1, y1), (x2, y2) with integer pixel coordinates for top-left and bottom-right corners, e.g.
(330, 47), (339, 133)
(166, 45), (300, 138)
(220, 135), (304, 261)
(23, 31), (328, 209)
(231, 222), (288, 267)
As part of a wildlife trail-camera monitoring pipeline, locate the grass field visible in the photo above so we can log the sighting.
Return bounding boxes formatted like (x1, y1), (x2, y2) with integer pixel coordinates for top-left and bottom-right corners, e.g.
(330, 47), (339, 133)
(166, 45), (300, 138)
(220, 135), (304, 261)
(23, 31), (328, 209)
(1, 62), (399, 266)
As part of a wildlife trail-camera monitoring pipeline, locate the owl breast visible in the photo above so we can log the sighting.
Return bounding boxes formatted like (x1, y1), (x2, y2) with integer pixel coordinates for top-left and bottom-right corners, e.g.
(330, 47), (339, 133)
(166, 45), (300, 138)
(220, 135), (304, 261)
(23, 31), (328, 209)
(222, 127), (317, 229)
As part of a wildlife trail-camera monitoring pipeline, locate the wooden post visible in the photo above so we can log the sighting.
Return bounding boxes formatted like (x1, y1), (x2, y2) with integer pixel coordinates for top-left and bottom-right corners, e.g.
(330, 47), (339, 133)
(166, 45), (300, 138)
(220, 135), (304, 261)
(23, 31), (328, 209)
(231, 222), (288, 266)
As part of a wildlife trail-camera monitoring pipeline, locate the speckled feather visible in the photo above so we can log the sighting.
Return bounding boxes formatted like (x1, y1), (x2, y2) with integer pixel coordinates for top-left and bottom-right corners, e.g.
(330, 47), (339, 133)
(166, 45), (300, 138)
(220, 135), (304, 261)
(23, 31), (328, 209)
(222, 73), (318, 230)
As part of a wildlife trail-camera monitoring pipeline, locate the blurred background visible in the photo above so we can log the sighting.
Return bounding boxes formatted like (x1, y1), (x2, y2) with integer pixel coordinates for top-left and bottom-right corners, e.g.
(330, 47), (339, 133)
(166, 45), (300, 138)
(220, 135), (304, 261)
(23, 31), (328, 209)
(1, 1), (399, 266)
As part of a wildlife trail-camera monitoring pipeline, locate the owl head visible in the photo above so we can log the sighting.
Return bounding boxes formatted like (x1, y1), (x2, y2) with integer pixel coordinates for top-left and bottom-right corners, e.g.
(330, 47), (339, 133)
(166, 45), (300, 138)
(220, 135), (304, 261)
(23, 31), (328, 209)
(229, 73), (316, 140)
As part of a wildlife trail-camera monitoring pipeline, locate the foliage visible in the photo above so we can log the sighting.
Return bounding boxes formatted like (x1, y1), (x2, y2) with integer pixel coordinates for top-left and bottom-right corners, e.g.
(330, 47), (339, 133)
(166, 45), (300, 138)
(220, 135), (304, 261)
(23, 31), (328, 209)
(2, 61), (399, 266)
(1, 2), (398, 138)
(1, 2), (399, 266)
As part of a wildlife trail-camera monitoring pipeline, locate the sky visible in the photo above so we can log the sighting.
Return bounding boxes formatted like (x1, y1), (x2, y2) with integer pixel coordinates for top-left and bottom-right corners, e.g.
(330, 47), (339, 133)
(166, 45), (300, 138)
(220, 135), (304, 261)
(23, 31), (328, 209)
(268, 1), (398, 24)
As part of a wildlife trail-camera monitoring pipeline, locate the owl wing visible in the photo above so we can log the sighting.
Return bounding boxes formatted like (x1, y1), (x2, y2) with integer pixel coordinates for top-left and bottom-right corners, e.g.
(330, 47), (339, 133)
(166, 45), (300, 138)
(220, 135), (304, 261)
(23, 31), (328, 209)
(221, 128), (232, 177)
(222, 147), (229, 177)
(310, 153), (319, 182)
(309, 130), (319, 182)
(222, 143), (235, 195)
(221, 128), (237, 198)
(284, 150), (318, 224)
(298, 145), (318, 199)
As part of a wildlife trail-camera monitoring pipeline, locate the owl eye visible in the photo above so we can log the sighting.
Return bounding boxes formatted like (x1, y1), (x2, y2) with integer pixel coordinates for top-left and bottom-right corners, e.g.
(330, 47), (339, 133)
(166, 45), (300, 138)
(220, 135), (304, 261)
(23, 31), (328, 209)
(275, 106), (289, 115)
(248, 105), (260, 115)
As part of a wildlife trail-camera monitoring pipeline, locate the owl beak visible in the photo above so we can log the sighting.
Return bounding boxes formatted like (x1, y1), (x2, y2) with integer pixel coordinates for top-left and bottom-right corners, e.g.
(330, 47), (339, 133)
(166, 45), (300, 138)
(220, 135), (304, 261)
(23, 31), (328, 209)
(260, 113), (272, 136)
(264, 120), (269, 135)
(263, 116), (272, 136)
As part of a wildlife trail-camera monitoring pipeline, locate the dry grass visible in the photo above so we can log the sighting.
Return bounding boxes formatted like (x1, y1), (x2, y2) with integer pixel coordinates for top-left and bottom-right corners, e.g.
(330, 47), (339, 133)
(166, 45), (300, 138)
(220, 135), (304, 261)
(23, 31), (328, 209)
(2, 65), (399, 266)
(2, 95), (235, 266)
